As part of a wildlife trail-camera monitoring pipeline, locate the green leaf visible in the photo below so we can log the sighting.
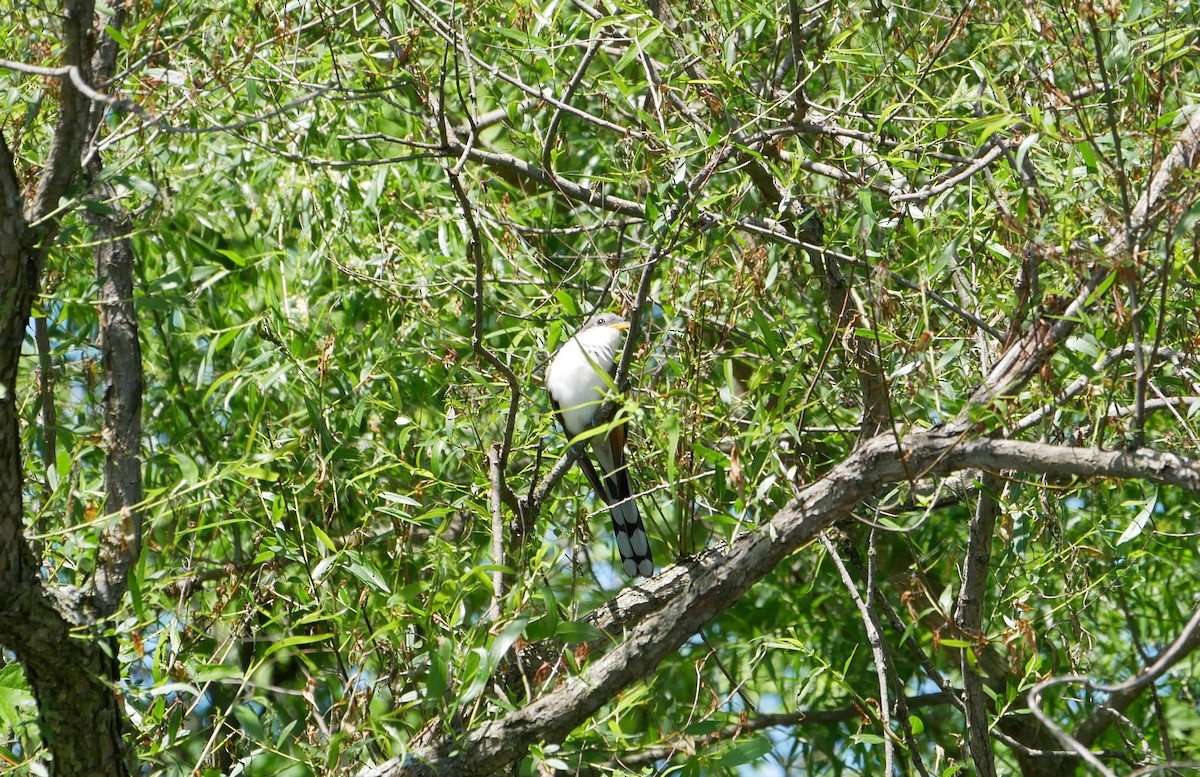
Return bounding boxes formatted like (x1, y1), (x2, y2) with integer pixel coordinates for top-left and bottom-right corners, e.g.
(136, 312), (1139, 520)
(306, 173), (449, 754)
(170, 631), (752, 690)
(713, 734), (772, 767)
(261, 633), (333, 661)
(346, 551), (392, 593)
(194, 663), (245, 683)
(1117, 490), (1157, 546)
(0, 664), (35, 729)
(427, 639), (452, 701)
(1083, 269), (1119, 310)
(556, 620), (603, 644)
(232, 703), (265, 741)
(104, 24), (130, 49)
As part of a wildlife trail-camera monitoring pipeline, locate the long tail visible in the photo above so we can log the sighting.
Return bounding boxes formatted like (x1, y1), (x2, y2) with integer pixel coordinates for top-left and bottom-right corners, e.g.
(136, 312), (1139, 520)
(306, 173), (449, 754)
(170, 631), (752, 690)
(605, 467), (654, 577)
(577, 454), (654, 577)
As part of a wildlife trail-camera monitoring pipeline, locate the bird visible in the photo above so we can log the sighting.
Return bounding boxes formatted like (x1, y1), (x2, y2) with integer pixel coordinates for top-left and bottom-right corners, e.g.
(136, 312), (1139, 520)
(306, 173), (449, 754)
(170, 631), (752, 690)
(544, 313), (653, 578)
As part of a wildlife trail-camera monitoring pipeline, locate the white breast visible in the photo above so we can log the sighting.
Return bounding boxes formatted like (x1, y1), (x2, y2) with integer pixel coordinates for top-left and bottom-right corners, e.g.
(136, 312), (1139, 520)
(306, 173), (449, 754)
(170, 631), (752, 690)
(545, 325), (623, 438)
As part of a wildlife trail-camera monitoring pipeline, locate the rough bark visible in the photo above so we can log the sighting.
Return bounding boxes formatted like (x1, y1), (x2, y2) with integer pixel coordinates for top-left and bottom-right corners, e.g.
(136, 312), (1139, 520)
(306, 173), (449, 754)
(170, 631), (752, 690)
(360, 435), (1200, 777)
(86, 181), (144, 617)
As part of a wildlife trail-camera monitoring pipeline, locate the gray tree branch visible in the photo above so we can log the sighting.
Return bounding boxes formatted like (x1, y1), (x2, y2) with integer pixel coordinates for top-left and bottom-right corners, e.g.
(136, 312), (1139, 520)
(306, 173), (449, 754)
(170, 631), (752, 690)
(360, 433), (1200, 777)
(954, 474), (1002, 777)
(1073, 604), (1200, 749)
(962, 108), (1200, 419)
(84, 180), (143, 617)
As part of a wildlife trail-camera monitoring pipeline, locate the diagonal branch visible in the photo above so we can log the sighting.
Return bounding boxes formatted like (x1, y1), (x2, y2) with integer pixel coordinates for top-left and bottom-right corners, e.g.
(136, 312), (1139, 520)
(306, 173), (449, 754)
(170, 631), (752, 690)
(360, 434), (1200, 777)
(960, 108), (1200, 420)
(1026, 603), (1200, 777)
(821, 535), (898, 774)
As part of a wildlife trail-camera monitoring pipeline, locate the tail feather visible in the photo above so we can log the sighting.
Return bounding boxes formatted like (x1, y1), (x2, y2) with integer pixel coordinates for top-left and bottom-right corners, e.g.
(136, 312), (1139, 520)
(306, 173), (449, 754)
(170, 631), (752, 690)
(610, 502), (653, 577)
(604, 467), (653, 578)
(571, 427), (654, 577)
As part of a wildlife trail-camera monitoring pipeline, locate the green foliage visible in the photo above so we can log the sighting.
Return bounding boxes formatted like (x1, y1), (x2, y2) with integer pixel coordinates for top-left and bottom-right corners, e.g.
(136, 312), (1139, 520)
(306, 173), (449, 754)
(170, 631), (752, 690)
(3, 0), (1200, 774)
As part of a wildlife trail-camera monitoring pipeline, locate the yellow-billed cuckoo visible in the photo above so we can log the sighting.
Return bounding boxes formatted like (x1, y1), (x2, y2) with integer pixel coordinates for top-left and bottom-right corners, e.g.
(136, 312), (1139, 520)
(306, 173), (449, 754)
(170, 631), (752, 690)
(545, 313), (653, 577)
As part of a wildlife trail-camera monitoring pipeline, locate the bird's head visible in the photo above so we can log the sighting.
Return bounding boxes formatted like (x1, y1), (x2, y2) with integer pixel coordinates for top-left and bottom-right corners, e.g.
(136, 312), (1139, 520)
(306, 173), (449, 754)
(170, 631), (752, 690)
(585, 312), (630, 332)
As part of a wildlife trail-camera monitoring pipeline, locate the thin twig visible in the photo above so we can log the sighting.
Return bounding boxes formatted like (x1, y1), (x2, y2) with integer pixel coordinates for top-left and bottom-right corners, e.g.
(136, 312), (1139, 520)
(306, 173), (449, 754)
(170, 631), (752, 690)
(868, 527), (932, 777)
(542, 39), (603, 173)
(451, 174), (521, 469)
(435, 118), (1006, 340)
(595, 692), (951, 772)
(0, 58), (339, 138)
(785, 0), (810, 120)
(407, 0), (649, 140)
(1113, 580), (1174, 763)
(0, 59), (139, 113)
(946, 244), (992, 373)
(488, 443), (506, 621)
(891, 143), (1007, 204)
(1073, 602), (1200, 748)
(1014, 344), (1190, 433)
(843, 542), (964, 713)
(821, 535), (896, 774)
(1029, 603), (1200, 773)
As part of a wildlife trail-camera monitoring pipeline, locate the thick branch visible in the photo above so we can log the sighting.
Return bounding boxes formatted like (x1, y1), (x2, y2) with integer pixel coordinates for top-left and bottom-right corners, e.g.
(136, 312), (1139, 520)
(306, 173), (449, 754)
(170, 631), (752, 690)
(85, 180), (144, 617)
(361, 433), (1200, 776)
(0, 129), (38, 635)
(0, 4), (135, 774)
(84, 0), (142, 609)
